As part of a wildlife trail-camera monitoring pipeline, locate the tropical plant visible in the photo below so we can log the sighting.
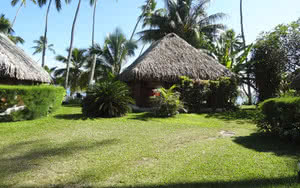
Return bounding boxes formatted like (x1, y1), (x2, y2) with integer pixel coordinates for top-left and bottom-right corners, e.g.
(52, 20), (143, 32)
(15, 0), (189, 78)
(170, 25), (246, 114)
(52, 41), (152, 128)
(11, 0), (37, 27)
(0, 14), (24, 44)
(151, 85), (183, 117)
(82, 74), (134, 118)
(37, 0), (68, 67)
(90, 28), (138, 75)
(138, 0), (226, 50)
(55, 48), (88, 94)
(65, 0), (82, 89)
(32, 36), (55, 56)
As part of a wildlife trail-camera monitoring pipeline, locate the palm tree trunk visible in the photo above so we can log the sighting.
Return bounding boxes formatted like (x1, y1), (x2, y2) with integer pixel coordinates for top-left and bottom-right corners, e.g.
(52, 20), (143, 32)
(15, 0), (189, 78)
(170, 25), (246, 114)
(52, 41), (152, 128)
(129, 0), (152, 41)
(41, 0), (53, 68)
(240, 0), (252, 105)
(88, 0), (98, 86)
(11, 2), (24, 28)
(65, 0), (82, 89)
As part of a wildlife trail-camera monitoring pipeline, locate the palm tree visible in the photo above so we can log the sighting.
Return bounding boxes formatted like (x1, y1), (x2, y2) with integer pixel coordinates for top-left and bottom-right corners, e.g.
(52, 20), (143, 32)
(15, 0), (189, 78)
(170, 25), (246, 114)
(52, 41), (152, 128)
(88, 0), (98, 85)
(11, 0), (37, 28)
(55, 48), (88, 94)
(139, 0), (226, 49)
(240, 0), (252, 104)
(65, 0), (82, 89)
(0, 14), (24, 44)
(91, 28), (138, 75)
(37, 0), (67, 68)
(32, 36), (55, 57)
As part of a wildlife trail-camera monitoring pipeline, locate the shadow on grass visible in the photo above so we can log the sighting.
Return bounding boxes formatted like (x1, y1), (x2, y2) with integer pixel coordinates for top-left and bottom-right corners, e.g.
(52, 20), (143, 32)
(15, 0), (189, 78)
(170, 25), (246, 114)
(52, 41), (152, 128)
(35, 176), (298, 188)
(205, 108), (259, 123)
(54, 113), (86, 120)
(234, 133), (300, 158)
(128, 112), (175, 121)
(0, 138), (120, 184)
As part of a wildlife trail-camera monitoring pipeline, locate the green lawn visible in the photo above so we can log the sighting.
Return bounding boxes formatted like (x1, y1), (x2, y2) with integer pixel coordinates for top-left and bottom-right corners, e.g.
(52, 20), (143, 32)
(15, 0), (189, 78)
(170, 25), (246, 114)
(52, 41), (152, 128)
(0, 106), (299, 188)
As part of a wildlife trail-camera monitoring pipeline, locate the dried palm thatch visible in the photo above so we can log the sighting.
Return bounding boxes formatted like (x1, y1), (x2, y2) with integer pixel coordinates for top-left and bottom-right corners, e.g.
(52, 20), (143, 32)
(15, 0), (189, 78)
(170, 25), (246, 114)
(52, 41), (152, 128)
(0, 33), (52, 84)
(120, 33), (233, 82)
(292, 73), (300, 90)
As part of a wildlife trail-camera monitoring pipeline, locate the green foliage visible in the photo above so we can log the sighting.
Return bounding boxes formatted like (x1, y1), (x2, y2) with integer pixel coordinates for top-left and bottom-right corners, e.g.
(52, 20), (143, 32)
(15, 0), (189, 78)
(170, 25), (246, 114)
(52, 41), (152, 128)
(139, 0), (225, 50)
(0, 85), (65, 122)
(258, 97), (300, 143)
(177, 76), (238, 112)
(150, 85), (183, 117)
(82, 75), (134, 118)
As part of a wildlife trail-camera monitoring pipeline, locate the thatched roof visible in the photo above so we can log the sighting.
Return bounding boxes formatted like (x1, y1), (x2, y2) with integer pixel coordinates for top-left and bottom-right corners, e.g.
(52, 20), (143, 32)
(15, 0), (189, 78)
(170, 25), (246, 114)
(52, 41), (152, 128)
(120, 33), (233, 82)
(292, 73), (300, 90)
(0, 33), (52, 83)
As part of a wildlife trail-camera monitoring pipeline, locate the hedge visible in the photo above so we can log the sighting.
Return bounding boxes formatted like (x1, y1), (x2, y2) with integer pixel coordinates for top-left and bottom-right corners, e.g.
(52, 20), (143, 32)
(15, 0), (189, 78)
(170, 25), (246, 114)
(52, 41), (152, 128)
(176, 76), (238, 113)
(0, 85), (65, 122)
(258, 97), (300, 143)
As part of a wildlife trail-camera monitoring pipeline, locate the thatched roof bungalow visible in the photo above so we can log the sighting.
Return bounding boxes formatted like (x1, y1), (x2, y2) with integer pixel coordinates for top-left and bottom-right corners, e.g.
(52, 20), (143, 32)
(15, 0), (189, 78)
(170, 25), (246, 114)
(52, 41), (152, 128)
(120, 33), (233, 107)
(0, 33), (52, 85)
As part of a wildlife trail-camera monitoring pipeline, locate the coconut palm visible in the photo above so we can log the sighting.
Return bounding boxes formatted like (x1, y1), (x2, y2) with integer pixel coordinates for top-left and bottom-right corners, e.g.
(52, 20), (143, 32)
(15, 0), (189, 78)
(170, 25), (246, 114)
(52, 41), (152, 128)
(11, 0), (37, 28)
(139, 0), (226, 49)
(55, 48), (88, 93)
(37, 0), (68, 68)
(65, 0), (82, 89)
(240, 0), (252, 104)
(0, 14), (24, 44)
(91, 28), (138, 75)
(88, 0), (98, 85)
(32, 36), (55, 57)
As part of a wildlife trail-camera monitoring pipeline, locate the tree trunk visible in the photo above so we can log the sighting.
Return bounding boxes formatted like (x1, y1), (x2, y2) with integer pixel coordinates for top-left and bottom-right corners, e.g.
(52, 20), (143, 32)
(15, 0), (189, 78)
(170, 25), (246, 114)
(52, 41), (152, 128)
(88, 0), (98, 86)
(11, 2), (24, 29)
(41, 0), (53, 68)
(65, 0), (82, 89)
(240, 0), (252, 105)
(129, 0), (152, 41)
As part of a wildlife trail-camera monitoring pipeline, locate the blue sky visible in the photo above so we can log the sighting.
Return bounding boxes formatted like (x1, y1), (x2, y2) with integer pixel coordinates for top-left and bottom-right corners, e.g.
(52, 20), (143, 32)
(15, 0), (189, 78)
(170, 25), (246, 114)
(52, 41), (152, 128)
(1, 0), (300, 69)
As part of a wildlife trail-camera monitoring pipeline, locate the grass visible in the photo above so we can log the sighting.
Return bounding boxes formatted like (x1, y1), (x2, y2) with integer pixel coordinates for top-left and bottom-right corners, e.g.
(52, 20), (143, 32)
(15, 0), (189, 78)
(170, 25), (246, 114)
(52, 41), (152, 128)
(0, 105), (299, 188)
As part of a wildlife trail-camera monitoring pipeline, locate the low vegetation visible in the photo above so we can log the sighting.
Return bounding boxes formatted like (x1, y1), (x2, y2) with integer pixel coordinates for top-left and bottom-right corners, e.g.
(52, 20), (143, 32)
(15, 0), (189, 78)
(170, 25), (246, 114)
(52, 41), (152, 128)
(0, 105), (299, 187)
(0, 85), (65, 122)
(258, 97), (300, 143)
(82, 76), (134, 118)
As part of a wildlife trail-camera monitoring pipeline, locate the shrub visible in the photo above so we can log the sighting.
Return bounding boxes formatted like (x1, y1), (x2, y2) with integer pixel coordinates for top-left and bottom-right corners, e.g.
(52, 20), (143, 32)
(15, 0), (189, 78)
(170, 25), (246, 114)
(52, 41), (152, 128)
(151, 85), (183, 117)
(258, 97), (300, 143)
(0, 85), (65, 122)
(176, 76), (238, 113)
(82, 77), (134, 118)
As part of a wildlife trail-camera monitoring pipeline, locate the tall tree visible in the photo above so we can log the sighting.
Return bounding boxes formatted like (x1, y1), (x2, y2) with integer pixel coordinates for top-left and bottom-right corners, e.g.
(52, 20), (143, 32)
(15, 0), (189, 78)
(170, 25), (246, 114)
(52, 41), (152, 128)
(37, 0), (67, 67)
(240, 0), (252, 104)
(65, 0), (82, 89)
(139, 0), (225, 49)
(88, 0), (98, 85)
(0, 14), (24, 44)
(11, 0), (37, 28)
(55, 48), (88, 93)
(91, 28), (138, 75)
(32, 36), (55, 56)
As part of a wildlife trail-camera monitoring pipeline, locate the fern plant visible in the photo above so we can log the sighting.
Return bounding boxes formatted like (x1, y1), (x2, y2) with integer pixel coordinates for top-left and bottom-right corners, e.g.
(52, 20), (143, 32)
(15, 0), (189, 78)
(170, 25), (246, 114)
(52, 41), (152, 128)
(82, 75), (134, 118)
(151, 85), (183, 117)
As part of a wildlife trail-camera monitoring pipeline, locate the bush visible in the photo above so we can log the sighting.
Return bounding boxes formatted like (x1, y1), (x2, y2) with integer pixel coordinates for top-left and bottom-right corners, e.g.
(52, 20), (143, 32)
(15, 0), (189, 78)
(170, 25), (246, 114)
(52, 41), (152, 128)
(82, 77), (134, 118)
(176, 76), (238, 113)
(0, 85), (65, 122)
(151, 85), (183, 117)
(258, 97), (300, 143)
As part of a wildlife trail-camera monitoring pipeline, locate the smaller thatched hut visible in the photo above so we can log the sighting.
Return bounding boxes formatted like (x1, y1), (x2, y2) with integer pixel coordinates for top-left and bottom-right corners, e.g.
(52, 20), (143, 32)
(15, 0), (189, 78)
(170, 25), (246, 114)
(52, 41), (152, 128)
(120, 33), (233, 107)
(0, 33), (52, 85)
(292, 73), (300, 90)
